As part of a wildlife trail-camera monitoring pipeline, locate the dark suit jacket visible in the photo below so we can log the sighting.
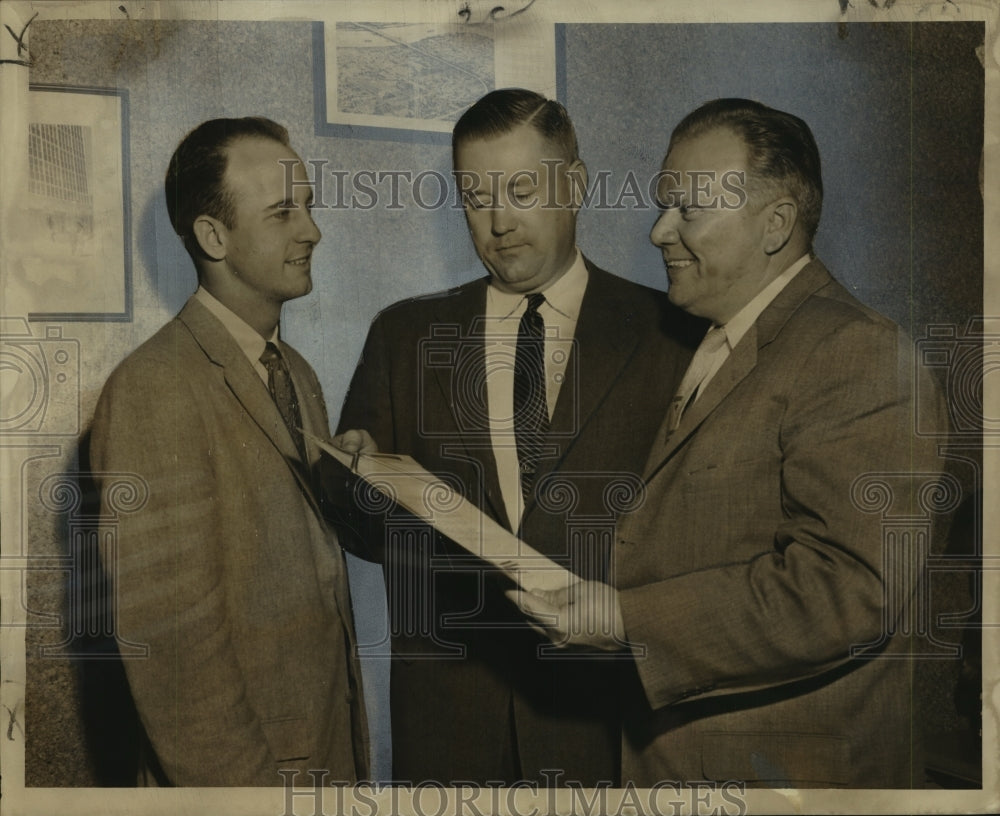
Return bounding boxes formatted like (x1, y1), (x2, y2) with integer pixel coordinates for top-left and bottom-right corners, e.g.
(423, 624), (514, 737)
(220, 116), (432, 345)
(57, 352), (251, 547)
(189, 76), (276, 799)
(336, 261), (698, 785)
(616, 259), (952, 787)
(90, 296), (368, 786)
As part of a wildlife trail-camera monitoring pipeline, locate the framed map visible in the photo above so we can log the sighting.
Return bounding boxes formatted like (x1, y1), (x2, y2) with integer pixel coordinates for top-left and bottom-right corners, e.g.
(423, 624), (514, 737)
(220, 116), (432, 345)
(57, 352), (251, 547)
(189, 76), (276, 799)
(315, 17), (558, 142)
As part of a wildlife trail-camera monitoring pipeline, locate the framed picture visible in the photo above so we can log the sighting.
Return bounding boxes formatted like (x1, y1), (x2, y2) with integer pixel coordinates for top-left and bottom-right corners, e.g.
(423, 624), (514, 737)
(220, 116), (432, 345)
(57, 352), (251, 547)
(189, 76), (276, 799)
(10, 84), (131, 322)
(314, 16), (558, 142)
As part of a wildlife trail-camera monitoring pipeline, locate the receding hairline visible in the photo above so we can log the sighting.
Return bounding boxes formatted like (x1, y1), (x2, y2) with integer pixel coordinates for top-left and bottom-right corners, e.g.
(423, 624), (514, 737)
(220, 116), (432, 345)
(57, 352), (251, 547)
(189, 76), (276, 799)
(218, 134), (303, 186)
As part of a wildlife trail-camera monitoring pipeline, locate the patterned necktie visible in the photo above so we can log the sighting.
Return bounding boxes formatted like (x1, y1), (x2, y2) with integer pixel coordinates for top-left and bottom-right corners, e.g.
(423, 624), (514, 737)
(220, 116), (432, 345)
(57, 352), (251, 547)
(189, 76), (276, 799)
(259, 341), (307, 462)
(513, 292), (549, 502)
(665, 325), (729, 432)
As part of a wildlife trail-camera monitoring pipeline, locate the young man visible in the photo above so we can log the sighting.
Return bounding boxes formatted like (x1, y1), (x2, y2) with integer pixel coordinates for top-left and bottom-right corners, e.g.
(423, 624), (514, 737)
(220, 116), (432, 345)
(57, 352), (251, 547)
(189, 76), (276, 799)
(91, 117), (367, 786)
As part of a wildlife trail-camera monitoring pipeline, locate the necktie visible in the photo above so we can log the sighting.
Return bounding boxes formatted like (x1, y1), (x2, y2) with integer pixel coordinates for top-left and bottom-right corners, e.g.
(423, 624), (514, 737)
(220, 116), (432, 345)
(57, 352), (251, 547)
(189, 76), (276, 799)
(665, 325), (729, 432)
(259, 342), (308, 462)
(513, 293), (549, 502)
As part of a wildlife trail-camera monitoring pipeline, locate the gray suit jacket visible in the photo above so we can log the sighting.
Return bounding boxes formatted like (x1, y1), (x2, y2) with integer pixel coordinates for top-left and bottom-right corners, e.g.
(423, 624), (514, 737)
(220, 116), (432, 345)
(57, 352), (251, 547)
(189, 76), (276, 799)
(616, 259), (951, 787)
(90, 296), (368, 786)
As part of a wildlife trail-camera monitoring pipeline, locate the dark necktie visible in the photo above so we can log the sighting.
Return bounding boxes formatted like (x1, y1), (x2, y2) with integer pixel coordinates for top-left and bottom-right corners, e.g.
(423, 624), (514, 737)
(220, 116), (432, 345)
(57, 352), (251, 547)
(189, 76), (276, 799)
(259, 341), (307, 462)
(513, 292), (549, 502)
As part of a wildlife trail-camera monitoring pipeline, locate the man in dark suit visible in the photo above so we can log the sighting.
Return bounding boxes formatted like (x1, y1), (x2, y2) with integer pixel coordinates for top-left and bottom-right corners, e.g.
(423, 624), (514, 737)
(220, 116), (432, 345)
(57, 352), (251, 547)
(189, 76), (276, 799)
(335, 89), (696, 786)
(90, 117), (367, 785)
(512, 98), (953, 787)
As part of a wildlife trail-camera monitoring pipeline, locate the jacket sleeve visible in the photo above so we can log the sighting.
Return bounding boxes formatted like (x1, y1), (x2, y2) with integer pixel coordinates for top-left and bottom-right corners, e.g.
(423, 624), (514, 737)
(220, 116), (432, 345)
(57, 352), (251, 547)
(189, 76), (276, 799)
(323, 314), (399, 563)
(91, 363), (279, 785)
(337, 313), (398, 451)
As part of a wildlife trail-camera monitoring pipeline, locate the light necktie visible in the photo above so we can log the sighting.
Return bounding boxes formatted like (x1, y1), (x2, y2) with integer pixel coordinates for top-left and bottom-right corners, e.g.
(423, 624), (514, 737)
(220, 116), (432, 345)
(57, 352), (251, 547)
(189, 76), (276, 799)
(665, 325), (729, 432)
(259, 341), (307, 462)
(513, 292), (549, 502)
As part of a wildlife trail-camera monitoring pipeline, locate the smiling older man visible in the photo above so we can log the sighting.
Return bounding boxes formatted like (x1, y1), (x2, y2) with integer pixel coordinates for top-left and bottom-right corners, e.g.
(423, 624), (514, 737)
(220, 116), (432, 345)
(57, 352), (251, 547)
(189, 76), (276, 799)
(513, 98), (953, 788)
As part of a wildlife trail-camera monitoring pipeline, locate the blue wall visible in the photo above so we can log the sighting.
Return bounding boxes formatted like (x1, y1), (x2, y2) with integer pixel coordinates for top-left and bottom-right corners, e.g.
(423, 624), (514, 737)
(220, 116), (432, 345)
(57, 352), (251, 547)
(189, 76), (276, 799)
(565, 22), (983, 333)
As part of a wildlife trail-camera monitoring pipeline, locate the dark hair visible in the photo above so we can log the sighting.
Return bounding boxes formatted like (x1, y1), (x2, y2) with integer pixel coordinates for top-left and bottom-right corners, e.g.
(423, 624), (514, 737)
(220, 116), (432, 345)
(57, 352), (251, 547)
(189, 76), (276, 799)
(452, 88), (579, 164)
(669, 98), (823, 240)
(164, 117), (290, 246)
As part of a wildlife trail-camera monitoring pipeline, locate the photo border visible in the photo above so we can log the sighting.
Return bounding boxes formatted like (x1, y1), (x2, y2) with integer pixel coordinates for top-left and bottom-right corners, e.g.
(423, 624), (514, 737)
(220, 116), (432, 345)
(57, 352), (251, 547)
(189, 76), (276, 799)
(0, 1), (995, 815)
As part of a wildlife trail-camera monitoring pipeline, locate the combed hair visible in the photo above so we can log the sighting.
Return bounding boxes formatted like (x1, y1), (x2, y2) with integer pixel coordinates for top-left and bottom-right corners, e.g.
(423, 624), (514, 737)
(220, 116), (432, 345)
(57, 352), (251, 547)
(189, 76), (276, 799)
(452, 88), (579, 163)
(164, 117), (290, 246)
(669, 98), (823, 240)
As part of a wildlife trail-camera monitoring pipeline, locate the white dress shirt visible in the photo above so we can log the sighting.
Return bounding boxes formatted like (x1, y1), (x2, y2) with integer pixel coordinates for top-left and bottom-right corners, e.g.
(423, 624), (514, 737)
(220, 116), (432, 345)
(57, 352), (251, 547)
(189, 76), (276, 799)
(193, 286), (279, 384)
(483, 251), (589, 531)
(694, 253), (812, 402)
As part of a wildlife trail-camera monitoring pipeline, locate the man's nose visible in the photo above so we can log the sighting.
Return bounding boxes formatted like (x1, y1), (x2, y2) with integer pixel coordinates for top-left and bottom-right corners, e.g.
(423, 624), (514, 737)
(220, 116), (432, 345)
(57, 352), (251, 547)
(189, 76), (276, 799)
(490, 200), (516, 235)
(298, 208), (322, 245)
(650, 209), (680, 247)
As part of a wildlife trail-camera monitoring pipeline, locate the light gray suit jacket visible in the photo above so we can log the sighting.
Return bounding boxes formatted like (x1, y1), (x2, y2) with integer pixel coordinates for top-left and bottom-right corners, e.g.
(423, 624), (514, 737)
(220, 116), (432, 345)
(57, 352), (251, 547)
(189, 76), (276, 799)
(91, 296), (368, 786)
(615, 259), (952, 787)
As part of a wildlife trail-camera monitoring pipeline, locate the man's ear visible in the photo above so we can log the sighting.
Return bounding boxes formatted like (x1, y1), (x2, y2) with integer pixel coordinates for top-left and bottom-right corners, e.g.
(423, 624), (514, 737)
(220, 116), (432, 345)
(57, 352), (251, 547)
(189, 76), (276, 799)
(763, 198), (797, 255)
(566, 160), (589, 211)
(191, 215), (227, 262)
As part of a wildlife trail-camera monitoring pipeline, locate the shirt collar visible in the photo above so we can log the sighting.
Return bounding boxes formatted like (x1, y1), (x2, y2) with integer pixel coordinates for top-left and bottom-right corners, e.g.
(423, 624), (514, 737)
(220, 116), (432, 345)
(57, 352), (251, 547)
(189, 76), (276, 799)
(486, 250), (588, 322)
(720, 253), (812, 349)
(193, 286), (279, 365)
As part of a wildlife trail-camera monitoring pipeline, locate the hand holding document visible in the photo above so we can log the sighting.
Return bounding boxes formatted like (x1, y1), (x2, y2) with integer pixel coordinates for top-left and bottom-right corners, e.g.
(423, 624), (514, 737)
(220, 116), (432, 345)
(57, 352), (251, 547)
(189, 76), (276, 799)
(503, 579), (630, 652)
(304, 431), (577, 594)
(328, 428), (378, 457)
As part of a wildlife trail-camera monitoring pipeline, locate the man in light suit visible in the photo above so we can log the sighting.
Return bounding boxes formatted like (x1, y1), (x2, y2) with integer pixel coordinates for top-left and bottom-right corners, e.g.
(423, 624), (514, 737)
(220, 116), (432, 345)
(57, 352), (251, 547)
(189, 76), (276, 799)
(90, 117), (367, 786)
(513, 98), (952, 787)
(335, 89), (698, 785)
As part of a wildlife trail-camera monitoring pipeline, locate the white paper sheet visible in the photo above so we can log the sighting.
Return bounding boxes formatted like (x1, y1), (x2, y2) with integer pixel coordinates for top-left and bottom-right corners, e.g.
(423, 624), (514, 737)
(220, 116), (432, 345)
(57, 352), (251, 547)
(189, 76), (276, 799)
(306, 431), (576, 593)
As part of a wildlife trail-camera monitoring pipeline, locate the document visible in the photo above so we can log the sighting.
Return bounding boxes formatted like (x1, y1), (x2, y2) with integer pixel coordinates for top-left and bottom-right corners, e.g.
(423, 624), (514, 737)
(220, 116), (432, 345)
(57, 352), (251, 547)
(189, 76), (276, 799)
(306, 432), (577, 593)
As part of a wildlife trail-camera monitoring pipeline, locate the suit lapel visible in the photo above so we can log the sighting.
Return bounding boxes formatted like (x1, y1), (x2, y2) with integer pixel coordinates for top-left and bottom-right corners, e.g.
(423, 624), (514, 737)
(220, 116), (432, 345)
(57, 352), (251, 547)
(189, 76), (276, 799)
(427, 280), (507, 525)
(641, 327), (758, 480)
(285, 347), (358, 631)
(640, 259), (834, 482)
(284, 347), (329, 464)
(177, 297), (324, 518)
(524, 263), (641, 518)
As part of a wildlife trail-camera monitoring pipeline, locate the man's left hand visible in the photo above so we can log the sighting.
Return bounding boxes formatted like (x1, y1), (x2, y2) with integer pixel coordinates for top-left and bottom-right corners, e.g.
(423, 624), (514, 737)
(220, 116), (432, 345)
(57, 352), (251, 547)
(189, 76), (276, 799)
(505, 579), (629, 652)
